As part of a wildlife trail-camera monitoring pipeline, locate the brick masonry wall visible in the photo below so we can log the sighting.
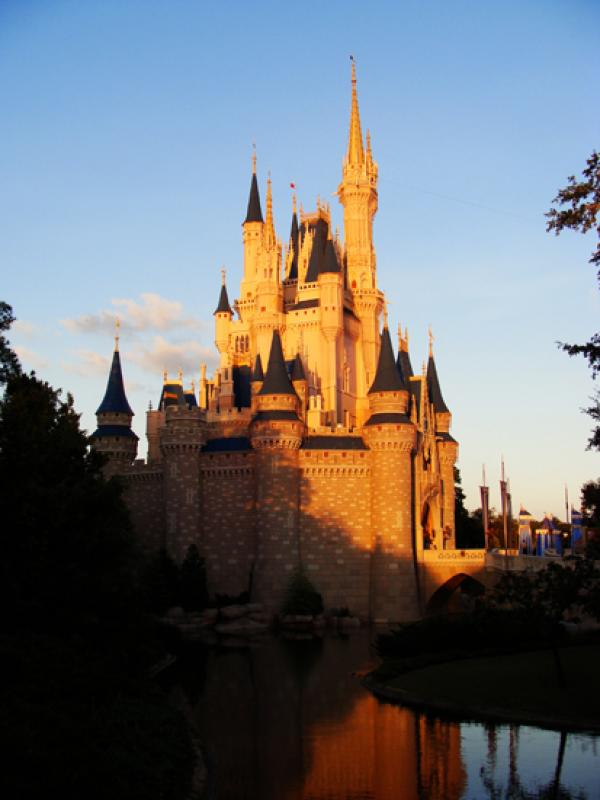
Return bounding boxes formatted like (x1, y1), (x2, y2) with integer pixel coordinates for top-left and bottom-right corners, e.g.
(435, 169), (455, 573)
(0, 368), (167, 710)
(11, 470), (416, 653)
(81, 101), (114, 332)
(299, 449), (371, 618)
(365, 426), (420, 622)
(201, 451), (256, 598)
(252, 447), (301, 611)
(123, 469), (165, 552)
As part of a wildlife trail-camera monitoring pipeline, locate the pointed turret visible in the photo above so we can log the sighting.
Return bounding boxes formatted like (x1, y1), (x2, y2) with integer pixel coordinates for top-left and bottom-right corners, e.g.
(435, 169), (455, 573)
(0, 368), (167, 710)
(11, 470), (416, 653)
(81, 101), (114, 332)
(288, 195), (299, 281)
(259, 330), (296, 396)
(346, 60), (364, 166)
(396, 325), (414, 385)
(251, 353), (264, 382)
(368, 326), (406, 394)
(214, 270), (233, 365)
(244, 152), (263, 223)
(290, 353), (306, 382)
(322, 237), (341, 274)
(426, 332), (450, 414)
(96, 344), (134, 416)
(91, 330), (138, 470)
(264, 173), (275, 247)
(214, 281), (232, 315)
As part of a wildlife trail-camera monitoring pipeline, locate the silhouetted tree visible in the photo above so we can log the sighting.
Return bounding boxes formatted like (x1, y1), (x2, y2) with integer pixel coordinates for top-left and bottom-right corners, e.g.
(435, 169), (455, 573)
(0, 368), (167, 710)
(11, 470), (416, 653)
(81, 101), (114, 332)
(546, 152), (600, 450)
(0, 301), (21, 384)
(179, 544), (208, 611)
(454, 467), (485, 548)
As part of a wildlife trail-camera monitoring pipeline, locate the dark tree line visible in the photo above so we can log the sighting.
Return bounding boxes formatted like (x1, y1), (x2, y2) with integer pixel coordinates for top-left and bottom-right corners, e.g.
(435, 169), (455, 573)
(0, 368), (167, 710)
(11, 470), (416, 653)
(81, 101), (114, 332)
(0, 304), (194, 800)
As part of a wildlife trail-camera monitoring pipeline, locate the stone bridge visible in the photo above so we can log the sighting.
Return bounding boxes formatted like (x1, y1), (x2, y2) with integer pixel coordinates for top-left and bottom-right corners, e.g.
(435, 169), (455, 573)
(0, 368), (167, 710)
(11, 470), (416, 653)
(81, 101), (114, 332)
(416, 550), (544, 614)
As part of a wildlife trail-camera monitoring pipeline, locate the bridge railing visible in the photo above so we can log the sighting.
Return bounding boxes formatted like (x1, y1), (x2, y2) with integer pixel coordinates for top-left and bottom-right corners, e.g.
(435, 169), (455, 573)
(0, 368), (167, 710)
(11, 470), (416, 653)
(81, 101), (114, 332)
(420, 549), (486, 565)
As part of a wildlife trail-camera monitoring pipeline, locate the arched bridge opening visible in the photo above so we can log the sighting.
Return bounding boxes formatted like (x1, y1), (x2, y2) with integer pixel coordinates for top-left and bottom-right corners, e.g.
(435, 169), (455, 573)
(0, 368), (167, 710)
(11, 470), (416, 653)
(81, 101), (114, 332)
(426, 573), (486, 615)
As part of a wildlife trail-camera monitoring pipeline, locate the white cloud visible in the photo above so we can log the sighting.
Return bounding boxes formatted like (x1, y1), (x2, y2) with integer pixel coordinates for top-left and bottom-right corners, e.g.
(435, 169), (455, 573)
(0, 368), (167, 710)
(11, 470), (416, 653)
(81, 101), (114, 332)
(62, 349), (109, 377)
(13, 319), (38, 337)
(61, 293), (201, 335)
(14, 345), (48, 370)
(129, 336), (218, 378)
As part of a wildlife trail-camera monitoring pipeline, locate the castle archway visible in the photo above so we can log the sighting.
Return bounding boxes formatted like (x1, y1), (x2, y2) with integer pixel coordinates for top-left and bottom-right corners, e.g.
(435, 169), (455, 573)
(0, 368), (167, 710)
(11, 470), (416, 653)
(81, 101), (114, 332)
(426, 573), (485, 615)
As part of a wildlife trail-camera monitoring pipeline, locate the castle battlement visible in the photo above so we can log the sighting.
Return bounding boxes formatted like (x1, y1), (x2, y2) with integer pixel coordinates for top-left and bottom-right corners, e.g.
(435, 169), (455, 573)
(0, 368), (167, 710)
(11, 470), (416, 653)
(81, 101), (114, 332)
(91, 65), (458, 622)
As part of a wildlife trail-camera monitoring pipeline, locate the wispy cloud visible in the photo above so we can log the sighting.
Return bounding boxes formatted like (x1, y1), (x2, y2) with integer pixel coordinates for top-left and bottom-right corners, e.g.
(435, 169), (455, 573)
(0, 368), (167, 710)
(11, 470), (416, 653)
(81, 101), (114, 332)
(130, 336), (217, 377)
(13, 319), (38, 337)
(61, 293), (202, 335)
(62, 349), (109, 377)
(14, 345), (48, 370)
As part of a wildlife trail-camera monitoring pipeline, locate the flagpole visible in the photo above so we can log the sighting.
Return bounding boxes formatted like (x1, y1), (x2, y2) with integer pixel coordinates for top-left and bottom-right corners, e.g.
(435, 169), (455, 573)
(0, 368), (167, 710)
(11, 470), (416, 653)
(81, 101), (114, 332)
(501, 457), (508, 567)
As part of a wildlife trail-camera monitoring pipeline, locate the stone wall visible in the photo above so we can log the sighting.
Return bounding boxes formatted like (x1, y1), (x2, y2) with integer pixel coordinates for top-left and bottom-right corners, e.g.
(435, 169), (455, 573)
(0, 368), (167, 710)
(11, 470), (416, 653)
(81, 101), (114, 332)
(123, 469), (165, 552)
(365, 425), (419, 622)
(299, 449), (371, 618)
(201, 451), (256, 597)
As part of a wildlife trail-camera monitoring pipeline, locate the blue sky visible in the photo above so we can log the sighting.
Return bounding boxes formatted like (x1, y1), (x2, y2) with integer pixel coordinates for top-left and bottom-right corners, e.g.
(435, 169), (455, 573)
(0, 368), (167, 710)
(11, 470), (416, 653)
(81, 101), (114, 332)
(1, 0), (599, 517)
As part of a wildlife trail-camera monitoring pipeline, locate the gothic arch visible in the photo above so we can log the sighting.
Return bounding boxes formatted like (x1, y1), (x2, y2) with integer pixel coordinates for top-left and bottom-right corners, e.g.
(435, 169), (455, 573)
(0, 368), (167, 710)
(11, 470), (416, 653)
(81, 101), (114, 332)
(426, 573), (485, 615)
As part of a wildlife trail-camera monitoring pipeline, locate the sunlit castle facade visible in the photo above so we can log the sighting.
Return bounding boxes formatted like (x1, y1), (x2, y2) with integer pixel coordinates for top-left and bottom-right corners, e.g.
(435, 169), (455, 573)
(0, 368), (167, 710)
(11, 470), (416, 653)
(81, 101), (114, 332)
(91, 66), (459, 622)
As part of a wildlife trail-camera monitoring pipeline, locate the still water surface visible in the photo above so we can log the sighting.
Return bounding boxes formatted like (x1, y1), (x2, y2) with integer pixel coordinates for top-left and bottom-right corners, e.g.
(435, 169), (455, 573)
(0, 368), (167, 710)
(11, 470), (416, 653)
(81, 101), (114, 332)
(170, 632), (599, 799)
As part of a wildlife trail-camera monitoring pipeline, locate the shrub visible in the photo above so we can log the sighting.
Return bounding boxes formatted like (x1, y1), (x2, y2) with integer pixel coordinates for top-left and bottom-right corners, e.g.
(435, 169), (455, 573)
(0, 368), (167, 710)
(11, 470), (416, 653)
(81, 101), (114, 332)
(282, 567), (323, 616)
(179, 545), (208, 612)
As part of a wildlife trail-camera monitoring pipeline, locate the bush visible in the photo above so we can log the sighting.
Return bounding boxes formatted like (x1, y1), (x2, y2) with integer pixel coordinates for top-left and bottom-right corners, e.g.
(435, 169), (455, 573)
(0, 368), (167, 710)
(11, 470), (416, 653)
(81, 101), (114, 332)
(282, 568), (323, 616)
(376, 607), (560, 660)
(179, 545), (208, 612)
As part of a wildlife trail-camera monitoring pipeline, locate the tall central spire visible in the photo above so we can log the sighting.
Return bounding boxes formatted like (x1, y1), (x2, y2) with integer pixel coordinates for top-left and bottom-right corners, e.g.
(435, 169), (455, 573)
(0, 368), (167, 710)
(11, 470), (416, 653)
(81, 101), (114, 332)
(346, 60), (364, 165)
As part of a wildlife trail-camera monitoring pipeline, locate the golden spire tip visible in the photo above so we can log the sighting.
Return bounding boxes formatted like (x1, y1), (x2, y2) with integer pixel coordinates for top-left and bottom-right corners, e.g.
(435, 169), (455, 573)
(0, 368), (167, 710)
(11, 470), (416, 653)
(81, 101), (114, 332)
(428, 325), (434, 357)
(221, 267), (226, 285)
(114, 316), (120, 352)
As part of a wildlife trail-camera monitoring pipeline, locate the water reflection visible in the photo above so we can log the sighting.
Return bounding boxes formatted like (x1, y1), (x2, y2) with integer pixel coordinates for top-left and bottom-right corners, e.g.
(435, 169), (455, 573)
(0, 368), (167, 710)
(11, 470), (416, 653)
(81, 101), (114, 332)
(169, 633), (599, 800)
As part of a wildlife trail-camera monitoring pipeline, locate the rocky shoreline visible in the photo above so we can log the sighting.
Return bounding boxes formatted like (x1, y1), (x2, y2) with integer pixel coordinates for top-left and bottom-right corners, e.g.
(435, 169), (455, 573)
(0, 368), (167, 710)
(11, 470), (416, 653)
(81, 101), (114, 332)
(162, 603), (362, 644)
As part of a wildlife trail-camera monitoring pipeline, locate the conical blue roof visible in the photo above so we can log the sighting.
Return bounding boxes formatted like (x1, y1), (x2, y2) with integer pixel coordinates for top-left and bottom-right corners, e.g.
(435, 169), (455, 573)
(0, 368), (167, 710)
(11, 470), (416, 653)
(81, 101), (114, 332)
(259, 330), (296, 396)
(245, 173), (263, 223)
(96, 349), (134, 415)
(368, 327), (406, 394)
(288, 211), (299, 280)
(397, 349), (414, 384)
(214, 283), (232, 315)
(427, 355), (449, 413)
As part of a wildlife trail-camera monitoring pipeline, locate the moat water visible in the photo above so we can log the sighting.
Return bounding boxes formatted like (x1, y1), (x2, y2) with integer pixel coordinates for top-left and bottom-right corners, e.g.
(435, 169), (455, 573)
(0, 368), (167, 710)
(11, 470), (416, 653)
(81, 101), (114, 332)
(167, 632), (600, 800)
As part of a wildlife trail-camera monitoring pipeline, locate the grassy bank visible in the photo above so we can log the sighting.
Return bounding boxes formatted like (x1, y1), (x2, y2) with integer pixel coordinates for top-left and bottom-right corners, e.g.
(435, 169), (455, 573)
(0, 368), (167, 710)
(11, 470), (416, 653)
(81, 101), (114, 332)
(367, 644), (600, 732)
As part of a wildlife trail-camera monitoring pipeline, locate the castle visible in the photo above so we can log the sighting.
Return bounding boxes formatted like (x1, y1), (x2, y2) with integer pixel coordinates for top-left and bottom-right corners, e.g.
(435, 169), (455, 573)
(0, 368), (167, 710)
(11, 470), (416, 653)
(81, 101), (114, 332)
(91, 66), (458, 622)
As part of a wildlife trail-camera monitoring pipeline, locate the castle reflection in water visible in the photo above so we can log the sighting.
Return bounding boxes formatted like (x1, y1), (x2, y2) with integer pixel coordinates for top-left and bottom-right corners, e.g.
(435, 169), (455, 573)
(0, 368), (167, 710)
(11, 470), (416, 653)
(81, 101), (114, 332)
(175, 633), (465, 800)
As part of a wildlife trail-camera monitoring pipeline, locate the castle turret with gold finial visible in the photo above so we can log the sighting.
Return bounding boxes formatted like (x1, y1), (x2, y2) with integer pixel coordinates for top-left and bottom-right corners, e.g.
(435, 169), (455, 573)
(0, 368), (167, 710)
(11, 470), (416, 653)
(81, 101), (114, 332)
(90, 320), (138, 473)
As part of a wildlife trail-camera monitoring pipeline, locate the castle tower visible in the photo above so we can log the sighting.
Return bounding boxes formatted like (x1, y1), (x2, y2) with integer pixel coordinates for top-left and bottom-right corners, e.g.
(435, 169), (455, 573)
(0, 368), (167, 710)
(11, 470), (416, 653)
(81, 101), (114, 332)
(214, 271), (233, 367)
(426, 333), (458, 548)
(362, 324), (418, 622)
(290, 352), (308, 422)
(91, 328), (138, 474)
(250, 330), (303, 611)
(160, 396), (206, 562)
(319, 235), (344, 424)
(337, 62), (382, 401)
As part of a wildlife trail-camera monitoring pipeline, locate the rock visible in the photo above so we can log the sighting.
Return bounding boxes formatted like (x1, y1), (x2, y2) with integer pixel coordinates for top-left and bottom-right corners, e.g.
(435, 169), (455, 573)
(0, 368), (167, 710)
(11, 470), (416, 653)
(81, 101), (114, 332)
(200, 608), (219, 623)
(248, 612), (269, 624)
(165, 606), (185, 619)
(220, 604), (249, 620)
(247, 603), (263, 613)
(339, 616), (361, 628)
(215, 618), (269, 637)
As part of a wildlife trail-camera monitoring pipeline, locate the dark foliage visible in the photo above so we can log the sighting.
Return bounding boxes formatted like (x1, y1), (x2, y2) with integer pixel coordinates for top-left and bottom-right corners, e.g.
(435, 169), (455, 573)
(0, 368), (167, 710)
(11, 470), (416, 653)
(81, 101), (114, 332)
(454, 467), (485, 548)
(546, 152), (600, 450)
(376, 608), (556, 661)
(179, 544), (209, 611)
(282, 567), (324, 616)
(142, 547), (181, 614)
(215, 590), (250, 607)
(0, 301), (21, 384)
(0, 356), (194, 799)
